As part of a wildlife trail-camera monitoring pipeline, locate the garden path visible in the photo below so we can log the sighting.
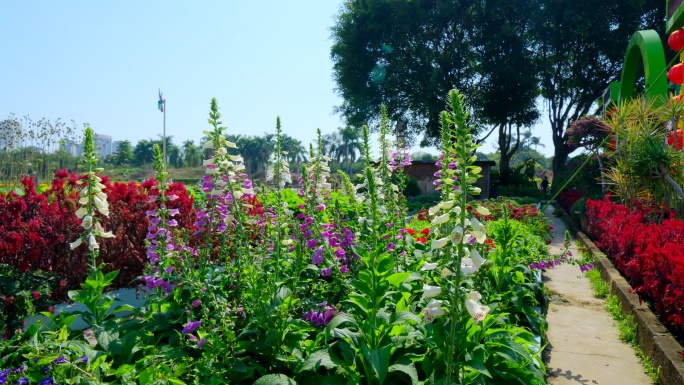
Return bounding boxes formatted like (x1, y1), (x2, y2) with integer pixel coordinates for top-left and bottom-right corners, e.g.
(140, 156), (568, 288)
(542, 205), (651, 385)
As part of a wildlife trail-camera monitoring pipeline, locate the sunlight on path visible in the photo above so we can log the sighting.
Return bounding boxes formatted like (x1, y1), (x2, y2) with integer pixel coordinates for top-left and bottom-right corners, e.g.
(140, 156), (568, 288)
(543, 206), (651, 385)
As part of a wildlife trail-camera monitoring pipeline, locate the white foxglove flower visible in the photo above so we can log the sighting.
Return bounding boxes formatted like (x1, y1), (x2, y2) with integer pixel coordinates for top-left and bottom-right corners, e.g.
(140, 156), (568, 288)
(78, 196), (89, 205)
(202, 140), (213, 149)
(440, 200), (454, 210)
(202, 158), (215, 166)
(465, 291), (489, 325)
(284, 209), (293, 216)
(69, 237), (83, 250)
(471, 249), (487, 268)
(87, 235), (99, 251)
(460, 258), (478, 274)
(281, 239), (294, 246)
(450, 226), (463, 245)
(75, 207), (87, 219)
(431, 237), (449, 251)
(229, 155), (243, 162)
(424, 299), (446, 317)
(432, 213), (450, 226)
(99, 231), (115, 238)
(428, 204), (440, 216)
(421, 262), (438, 271)
(470, 187), (482, 195)
(217, 147), (227, 156)
(441, 268), (453, 278)
(206, 167), (219, 175)
(226, 141), (238, 149)
(476, 206), (490, 216)
(81, 215), (93, 230)
(422, 284), (442, 299)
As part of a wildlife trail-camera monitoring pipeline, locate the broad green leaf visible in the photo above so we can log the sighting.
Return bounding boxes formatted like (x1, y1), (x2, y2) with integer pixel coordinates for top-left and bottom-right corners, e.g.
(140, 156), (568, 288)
(388, 357), (419, 384)
(297, 349), (338, 373)
(253, 374), (297, 385)
(390, 311), (421, 325)
(360, 344), (391, 384)
(386, 272), (411, 287)
(325, 313), (357, 336)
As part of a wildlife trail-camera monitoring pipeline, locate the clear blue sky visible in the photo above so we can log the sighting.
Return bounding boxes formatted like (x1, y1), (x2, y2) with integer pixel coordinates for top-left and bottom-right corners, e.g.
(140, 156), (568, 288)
(0, 1), (554, 158)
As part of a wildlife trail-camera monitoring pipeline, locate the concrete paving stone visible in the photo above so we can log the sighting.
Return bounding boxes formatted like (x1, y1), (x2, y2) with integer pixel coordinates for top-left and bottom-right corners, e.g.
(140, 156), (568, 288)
(542, 206), (652, 385)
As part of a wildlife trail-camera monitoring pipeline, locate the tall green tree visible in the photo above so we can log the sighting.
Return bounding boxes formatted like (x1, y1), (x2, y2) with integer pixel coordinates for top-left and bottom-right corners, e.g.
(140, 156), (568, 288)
(331, 0), (480, 146)
(534, 0), (664, 175)
(113, 140), (133, 166)
(473, 0), (540, 183)
(182, 140), (201, 168)
(337, 126), (362, 175)
(133, 139), (154, 166)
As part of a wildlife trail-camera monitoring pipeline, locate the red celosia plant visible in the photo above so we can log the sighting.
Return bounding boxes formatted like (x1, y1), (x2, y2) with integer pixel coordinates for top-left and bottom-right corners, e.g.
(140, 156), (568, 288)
(585, 197), (684, 337)
(0, 170), (197, 301)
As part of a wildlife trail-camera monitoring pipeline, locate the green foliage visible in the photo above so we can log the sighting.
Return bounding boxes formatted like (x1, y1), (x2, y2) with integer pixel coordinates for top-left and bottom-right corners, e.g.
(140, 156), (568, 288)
(403, 176), (421, 197)
(585, 268), (609, 299)
(0, 264), (60, 334)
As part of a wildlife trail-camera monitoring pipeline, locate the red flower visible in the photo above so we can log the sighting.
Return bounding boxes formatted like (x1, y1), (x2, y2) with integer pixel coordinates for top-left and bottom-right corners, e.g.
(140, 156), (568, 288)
(421, 227), (430, 235)
(406, 228), (416, 235)
(416, 237), (427, 244)
(32, 291), (40, 300)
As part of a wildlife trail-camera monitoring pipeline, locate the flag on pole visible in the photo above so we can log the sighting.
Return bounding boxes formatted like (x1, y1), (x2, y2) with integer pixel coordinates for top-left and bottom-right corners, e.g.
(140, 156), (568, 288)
(158, 90), (164, 112)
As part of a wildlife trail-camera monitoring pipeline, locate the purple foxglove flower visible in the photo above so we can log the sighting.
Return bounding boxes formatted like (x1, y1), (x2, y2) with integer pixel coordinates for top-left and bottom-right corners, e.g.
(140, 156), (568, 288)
(146, 210), (159, 217)
(306, 239), (318, 249)
(433, 180), (441, 186)
(52, 356), (67, 364)
(340, 265), (349, 274)
(386, 242), (395, 252)
(302, 310), (313, 321)
(18, 378), (29, 385)
(303, 230), (312, 238)
(434, 171), (441, 177)
(38, 377), (57, 385)
(317, 300), (328, 307)
(169, 208), (180, 216)
(192, 300), (201, 308)
(435, 161), (443, 167)
(321, 267), (332, 276)
(296, 213), (306, 219)
(182, 321), (201, 335)
(165, 266), (173, 274)
(334, 248), (346, 259)
(300, 223), (309, 232)
(168, 219), (178, 227)
(312, 247), (324, 265)
(448, 161), (456, 169)
(197, 338), (206, 348)
(316, 205), (325, 211)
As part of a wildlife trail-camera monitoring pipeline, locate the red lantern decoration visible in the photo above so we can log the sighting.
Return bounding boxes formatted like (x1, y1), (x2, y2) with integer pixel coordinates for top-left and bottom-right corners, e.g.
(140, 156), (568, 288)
(668, 129), (683, 150)
(668, 63), (684, 84)
(669, 29), (684, 52)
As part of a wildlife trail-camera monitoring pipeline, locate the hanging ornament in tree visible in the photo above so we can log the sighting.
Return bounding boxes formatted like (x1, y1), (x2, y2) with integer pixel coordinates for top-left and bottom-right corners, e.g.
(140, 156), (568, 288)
(668, 63), (684, 84)
(669, 29), (684, 52)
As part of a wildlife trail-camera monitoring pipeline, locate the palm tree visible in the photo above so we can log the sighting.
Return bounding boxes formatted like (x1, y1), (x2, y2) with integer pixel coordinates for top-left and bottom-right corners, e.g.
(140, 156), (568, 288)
(168, 144), (183, 168)
(530, 136), (545, 152)
(322, 132), (342, 170)
(281, 134), (307, 171)
(337, 126), (362, 175)
(182, 140), (201, 168)
(133, 140), (154, 166)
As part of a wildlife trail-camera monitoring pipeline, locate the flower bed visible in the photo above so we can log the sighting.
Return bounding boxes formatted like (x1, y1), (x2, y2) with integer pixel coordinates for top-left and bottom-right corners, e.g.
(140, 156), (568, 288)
(0, 93), (551, 384)
(585, 197), (684, 337)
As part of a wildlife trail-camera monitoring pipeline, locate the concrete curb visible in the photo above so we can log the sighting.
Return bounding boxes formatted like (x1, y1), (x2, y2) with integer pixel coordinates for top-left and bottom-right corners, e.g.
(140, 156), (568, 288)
(557, 205), (684, 385)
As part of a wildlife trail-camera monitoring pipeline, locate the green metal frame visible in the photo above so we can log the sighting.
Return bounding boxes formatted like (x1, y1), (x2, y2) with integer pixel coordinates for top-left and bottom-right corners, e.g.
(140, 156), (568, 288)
(617, 30), (668, 107)
(667, 0), (684, 34)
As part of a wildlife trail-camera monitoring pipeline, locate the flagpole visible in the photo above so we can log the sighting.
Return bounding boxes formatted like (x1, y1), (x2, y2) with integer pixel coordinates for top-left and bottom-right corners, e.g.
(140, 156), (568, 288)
(163, 98), (166, 168)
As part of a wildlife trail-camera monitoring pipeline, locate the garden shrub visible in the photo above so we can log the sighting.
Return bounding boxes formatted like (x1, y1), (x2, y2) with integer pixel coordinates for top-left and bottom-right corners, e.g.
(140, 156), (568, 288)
(585, 197), (684, 337)
(557, 189), (585, 214)
(0, 170), (196, 301)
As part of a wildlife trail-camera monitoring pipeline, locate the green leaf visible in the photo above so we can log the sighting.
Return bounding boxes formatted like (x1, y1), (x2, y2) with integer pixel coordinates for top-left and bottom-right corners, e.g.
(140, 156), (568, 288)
(376, 253), (394, 275)
(360, 344), (391, 384)
(325, 313), (357, 337)
(388, 357), (419, 384)
(386, 272), (410, 287)
(297, 349), (339, 373)
(253, 374), (297, 385)
(390, 311), (421, 325)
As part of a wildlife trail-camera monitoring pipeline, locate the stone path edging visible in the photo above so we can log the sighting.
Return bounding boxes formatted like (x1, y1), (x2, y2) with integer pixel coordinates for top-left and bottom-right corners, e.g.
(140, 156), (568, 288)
(558, 206), (684, 385)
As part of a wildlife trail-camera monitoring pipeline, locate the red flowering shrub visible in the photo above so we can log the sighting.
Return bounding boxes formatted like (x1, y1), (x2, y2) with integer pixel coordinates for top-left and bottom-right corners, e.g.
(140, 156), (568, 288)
(585, 198), (684, 336)
(557, 190), (585, 214)
(0, 170), (196, 301)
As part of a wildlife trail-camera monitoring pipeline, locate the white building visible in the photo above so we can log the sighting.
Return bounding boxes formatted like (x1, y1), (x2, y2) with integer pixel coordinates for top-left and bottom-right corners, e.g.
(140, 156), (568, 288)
(60, 132), (113, 158)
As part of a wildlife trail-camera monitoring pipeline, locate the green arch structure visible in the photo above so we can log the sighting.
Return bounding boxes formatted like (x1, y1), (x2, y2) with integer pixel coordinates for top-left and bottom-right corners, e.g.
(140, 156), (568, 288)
(616, 30), (668, 107)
